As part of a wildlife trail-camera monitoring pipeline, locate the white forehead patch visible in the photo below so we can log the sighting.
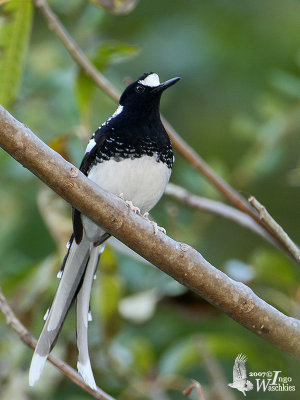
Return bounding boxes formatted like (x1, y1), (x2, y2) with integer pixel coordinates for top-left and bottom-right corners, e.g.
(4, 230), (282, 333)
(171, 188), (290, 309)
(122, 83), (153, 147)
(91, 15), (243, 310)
(138, 73), (160, 87)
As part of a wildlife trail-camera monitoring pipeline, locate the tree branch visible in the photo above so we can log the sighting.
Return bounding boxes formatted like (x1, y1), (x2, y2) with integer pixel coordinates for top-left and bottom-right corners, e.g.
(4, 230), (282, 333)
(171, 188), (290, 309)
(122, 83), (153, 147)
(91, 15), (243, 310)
(31, 0), (300, 263)
(165, 183), (276, 246)
(1, 105), (300, 358)
(249, 196), (300, 262)
(183, 380), (206, 400)
(33, 0), (119, 101)
(195, 338), (236, 400)
(90, 0), (140, 15)
(0, 286), (115, 400)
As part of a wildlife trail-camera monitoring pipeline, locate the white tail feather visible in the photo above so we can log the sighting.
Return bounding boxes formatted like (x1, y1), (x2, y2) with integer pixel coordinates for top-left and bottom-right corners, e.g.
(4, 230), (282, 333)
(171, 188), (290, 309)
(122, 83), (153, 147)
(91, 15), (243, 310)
(29, 235), (90, 386)
(29, 353), (47, 386)
(76, 245), (104, 387)
(77, 361), (97, 390)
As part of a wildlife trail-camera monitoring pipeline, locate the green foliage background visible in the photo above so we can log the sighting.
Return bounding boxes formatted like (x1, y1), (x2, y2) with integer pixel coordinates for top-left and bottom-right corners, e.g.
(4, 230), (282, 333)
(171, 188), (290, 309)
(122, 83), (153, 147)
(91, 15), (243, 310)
(0, 0), (300, 399)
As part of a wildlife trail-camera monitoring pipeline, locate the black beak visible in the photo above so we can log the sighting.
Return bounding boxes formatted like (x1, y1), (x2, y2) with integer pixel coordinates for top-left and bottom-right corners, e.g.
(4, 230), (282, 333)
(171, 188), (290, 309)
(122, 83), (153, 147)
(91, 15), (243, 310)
(152, 77), (181, 93)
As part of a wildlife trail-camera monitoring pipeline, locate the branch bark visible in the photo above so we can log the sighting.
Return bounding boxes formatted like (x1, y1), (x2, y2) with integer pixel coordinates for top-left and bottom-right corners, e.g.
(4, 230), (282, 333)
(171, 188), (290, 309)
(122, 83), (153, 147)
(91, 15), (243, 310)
(31, 0), (300, 263)
(1, 105), (300, 358)
(183, 380), (206, 400)
(165, 183), (276, 246)
(0, 286), (115, 400)
(249, 196), (300, 262)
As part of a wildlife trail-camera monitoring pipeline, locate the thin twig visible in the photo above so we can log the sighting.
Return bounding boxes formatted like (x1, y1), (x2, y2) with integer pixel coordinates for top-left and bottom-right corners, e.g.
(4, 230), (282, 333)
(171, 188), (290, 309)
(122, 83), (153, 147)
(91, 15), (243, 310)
(249, 196), (300, 262)
(90, 0), (139, 15)
(33, 0), (120, 101)
(0, 287), (115, 400)
(196, 338), (236, 400)
(31, 0), (299, 262)
(1, 105), (300, 358)
(165, 183), (276, 246)
(183, 380), (206, 400)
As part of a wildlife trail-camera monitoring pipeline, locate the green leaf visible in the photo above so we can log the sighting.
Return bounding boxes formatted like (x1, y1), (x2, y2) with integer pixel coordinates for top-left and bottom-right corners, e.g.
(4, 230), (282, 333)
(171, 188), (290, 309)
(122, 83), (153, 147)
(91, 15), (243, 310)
(89, 0), (139, 16)
(0, 1), (33, 109)
(75, 41), (139, 116)
(93, 41), (139, 71)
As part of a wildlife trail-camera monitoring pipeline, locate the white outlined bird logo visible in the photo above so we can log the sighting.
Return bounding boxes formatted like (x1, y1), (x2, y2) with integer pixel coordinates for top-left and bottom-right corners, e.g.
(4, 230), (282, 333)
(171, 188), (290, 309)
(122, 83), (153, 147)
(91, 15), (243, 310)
(228, 354), (254, 396)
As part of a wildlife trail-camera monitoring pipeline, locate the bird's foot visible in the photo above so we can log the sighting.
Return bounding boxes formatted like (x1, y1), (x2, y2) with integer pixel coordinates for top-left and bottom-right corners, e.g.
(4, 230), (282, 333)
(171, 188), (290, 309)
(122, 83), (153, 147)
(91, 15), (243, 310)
(125, 200), (141, 215)
(119, 193), (141, 215)
(143, 213), (166, 235)
(143, 212), (150, 221)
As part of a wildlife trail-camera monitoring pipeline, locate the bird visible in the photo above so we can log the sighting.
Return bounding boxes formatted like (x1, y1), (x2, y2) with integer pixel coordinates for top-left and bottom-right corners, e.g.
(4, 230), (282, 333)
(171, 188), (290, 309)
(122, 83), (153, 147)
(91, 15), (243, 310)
(228, 354), (254, 396)
(29, 72), (180, 389)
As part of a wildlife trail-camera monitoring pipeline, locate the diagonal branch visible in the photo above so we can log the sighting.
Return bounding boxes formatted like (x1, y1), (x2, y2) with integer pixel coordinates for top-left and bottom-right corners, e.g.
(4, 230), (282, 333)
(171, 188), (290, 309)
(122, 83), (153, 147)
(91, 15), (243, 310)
(1, 105), (300, 358)
(249, 196), (300, 262)
(31, 0), (300, 263)
(0, 286), (115, 400)
(33, 0), (119, 100)
(165, 183), (276, 246)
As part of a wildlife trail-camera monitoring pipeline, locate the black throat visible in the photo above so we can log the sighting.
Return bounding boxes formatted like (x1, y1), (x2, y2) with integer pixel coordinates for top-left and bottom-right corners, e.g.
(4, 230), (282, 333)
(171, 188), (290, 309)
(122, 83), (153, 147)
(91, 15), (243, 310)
(90, 109), (174, 171)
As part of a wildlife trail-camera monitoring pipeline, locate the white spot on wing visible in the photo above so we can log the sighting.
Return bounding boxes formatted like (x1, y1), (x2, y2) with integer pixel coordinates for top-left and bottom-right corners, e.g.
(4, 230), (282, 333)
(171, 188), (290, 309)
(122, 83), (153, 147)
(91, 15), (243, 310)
(138, 73), (160, 87)
(85, 138), (96, 153)
(57, 270), (63, 279)
(43, 308), (50, 321)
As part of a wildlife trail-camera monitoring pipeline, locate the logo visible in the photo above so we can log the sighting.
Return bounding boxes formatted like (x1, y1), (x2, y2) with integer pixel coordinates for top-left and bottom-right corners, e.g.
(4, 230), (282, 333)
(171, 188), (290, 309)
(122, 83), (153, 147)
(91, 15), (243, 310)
(228, 354), (296, 395)
(228, 354), (253, 396)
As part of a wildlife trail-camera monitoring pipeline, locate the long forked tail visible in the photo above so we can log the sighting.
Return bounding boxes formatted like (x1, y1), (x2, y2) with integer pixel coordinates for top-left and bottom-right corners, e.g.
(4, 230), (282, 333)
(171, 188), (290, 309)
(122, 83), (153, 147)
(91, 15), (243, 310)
(76, 243), (105, 390)
(29, 234), (91, 386)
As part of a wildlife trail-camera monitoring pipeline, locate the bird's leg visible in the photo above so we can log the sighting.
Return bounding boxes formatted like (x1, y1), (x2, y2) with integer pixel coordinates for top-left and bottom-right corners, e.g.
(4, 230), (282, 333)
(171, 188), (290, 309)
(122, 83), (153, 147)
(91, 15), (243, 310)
(94, 232), (111, 247)
(142, 212), (166, 235)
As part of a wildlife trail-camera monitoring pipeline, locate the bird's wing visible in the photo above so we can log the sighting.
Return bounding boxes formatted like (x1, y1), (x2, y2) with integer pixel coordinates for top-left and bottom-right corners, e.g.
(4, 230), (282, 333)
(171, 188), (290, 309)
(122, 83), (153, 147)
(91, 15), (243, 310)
(232, 354), (248, 381)
(72, 126), (110, 244)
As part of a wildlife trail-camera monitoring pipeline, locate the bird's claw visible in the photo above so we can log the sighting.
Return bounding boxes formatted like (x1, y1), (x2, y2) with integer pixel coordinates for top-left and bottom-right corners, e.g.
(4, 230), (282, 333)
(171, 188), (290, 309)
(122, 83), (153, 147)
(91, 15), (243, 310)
(119, 193), (141, 215)
(143, 212), (150, 221)
(120, 198), (166, 234)
(142, 212), (166, 235)
(125, 200), (141, 215)
(150, 220), (166, 235)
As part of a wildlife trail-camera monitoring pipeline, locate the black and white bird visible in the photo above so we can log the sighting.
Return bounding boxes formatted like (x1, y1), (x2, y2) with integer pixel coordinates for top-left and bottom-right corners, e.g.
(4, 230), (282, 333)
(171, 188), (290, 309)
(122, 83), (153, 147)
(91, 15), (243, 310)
(29, 72), (180, 389)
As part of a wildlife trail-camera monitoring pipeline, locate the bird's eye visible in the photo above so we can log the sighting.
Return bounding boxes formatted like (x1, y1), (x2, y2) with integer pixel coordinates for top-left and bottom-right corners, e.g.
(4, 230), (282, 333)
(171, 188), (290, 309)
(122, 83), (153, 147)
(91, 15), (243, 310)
(135, 85), (145, 94)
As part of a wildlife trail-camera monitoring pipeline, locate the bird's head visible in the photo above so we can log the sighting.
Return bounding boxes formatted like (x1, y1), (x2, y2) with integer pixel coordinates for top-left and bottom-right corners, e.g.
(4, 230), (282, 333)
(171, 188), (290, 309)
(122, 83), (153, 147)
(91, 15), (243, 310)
(119, 72), (180, 120)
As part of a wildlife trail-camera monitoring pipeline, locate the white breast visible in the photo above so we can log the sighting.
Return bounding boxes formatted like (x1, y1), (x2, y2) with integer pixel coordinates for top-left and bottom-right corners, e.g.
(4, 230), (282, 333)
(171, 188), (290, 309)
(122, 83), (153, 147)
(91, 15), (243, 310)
(81, 155), (171, 242)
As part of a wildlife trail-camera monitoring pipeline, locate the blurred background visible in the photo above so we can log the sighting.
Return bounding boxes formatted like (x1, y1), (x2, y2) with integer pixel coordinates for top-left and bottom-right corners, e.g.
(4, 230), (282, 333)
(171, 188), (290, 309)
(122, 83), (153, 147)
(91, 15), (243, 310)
(0, 0), (300, 399)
